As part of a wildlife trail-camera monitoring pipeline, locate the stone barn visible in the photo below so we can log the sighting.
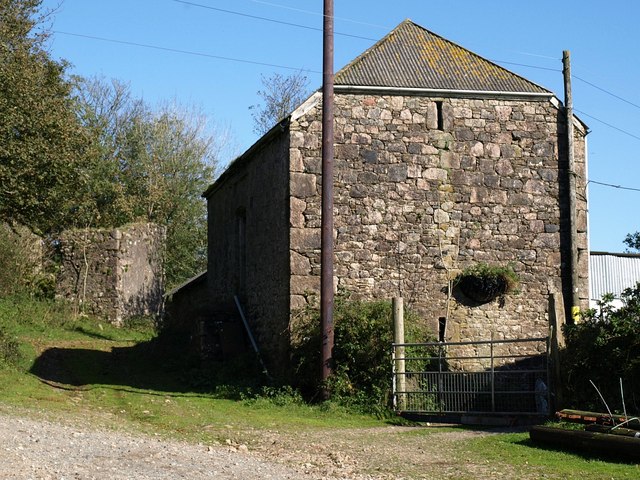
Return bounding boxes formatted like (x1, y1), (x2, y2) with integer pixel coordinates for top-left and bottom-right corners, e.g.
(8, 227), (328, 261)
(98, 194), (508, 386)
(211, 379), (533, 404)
(203, 20), (589, 376)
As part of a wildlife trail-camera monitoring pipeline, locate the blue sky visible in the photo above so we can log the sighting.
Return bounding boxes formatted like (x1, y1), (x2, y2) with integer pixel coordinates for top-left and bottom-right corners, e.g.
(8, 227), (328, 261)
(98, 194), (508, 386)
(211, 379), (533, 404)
(41, 0), (640, 253)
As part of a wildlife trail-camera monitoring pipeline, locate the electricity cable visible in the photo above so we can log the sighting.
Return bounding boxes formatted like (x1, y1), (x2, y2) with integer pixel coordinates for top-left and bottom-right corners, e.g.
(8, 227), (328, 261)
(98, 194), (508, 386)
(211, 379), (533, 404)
(173, 1), (378, 41)
(587, 180), (640, 193)
(574, 75), (640, 111)
(575, 108), (640, 142)
(52, 30), (321, 74)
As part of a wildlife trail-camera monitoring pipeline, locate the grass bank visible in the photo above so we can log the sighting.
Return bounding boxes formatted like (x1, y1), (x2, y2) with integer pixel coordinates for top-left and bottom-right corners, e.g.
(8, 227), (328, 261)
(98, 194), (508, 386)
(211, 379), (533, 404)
(0, 296), (382, 441)
(0, 296), (638, 479)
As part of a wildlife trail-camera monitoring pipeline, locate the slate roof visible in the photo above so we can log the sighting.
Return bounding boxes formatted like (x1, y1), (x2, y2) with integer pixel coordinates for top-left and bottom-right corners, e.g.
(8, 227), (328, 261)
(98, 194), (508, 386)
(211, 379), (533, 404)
(335, 19), (550, 94)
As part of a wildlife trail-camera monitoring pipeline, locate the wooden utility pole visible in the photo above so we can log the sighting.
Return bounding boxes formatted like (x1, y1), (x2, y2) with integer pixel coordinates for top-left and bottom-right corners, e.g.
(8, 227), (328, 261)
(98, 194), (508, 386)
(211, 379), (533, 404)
(320, 0), (335, 390)
(563, 50), (580, 323)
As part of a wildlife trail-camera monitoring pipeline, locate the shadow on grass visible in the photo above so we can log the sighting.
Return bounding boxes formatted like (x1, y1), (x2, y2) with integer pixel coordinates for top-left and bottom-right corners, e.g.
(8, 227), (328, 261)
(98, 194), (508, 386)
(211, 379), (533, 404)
(29, 333), (266, 398)
(71, 326), (122, 341)
(514, 436), (640, 465)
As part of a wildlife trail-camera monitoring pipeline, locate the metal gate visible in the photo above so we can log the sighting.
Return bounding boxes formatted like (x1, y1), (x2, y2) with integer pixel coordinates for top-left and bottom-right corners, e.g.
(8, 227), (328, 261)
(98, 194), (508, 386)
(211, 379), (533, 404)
(392, 337), (550, 416)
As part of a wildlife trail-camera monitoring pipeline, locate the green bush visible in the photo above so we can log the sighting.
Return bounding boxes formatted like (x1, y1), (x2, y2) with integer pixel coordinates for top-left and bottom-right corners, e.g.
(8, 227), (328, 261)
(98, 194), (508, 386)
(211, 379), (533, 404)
(0, 325), (21, 367)
(562, 284), (640, 413)
(0, 225), (39, 297)
(0, 225), (57, 300)
(290, 291), (435, 413)
(454, 263), (520, 303)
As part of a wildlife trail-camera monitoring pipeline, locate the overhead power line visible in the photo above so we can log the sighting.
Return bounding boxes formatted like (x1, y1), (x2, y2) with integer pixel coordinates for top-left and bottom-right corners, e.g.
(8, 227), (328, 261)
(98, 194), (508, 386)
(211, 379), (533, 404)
(172, 0), (378, 41)
(54, 20), (640, 145)
(249, 0), (390, 29)
(574, 75), (640, 111)
(575, 108), (640, 142)
(53, 30), (321, 74)
(491, 60), (559, 73)
(176, 0), (640, 119)
(588, 180), (640, 193)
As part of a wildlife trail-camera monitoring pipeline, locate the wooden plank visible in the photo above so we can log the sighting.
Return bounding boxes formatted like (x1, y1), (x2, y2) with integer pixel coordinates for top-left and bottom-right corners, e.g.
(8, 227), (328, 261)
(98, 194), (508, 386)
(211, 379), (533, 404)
(557, 409), (640, 429)
(585, 424), (640, 438)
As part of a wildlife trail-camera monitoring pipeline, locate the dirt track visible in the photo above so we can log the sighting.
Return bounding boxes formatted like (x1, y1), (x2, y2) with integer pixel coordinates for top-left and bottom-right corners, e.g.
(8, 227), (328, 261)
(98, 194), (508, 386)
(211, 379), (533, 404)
(0, 409), (519, 479)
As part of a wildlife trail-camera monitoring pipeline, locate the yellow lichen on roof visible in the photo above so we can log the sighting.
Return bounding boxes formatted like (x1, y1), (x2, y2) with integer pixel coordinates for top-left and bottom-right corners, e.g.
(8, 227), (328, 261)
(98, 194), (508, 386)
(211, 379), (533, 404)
(335, 19), (550, 94)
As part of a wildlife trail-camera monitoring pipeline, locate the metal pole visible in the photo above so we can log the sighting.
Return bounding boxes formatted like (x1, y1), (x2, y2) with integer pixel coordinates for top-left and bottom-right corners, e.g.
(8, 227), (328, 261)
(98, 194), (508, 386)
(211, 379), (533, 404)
(490, 334), (495, 413)
(563, 50), (580, 324)
(438, 344), (443, 413)
(320, 0), (335, 392)
(234, 295), (271, 379)
(393, 297), (406, 411)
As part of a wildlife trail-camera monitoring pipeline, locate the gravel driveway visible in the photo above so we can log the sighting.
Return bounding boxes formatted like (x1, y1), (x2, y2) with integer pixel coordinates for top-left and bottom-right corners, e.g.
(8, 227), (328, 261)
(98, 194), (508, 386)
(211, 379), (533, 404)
(0, 413), (303, 480)
(0, 409), (519, 479)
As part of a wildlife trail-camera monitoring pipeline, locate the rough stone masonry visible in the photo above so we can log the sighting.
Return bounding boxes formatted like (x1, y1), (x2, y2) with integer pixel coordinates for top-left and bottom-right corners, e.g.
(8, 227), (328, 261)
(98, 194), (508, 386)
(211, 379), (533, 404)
(56, 223), (165, 325)
(288, 93), (588, 362)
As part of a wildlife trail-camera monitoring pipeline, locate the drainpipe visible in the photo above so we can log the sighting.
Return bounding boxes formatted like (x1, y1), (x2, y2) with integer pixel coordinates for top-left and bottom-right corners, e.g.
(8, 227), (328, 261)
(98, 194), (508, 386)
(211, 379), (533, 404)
(563, 50), (580, 323)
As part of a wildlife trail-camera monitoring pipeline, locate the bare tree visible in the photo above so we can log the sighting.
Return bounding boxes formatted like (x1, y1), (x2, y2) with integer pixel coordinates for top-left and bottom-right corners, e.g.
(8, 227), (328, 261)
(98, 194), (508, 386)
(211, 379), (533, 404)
(250, 71), (310, 136)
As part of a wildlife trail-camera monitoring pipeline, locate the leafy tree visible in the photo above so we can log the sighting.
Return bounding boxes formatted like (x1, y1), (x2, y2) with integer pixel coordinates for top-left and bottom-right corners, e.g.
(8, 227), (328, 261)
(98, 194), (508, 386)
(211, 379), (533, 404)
(562, 285), (640, 413)
(0, 0), (88, 234)
(73, 77), (219, 288)
(122, 103), (217, 286)
(250, 71), (310, 136)
(0, 1), (220, 288)
(0, 224), (40, 296)
(71, 76), (145, 228)
(624, 232), (640, 252)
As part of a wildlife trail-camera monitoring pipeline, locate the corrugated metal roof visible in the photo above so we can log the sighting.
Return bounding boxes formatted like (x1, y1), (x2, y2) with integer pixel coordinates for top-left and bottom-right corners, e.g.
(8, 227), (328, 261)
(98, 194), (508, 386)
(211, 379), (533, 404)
(335, 19), (550, 94)
(590, 252), (640, 301)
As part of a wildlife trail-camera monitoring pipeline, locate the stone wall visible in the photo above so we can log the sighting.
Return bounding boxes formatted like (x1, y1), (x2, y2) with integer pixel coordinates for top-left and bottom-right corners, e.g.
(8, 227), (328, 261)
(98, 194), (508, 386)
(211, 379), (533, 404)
(163, 271), (209, 334)
(289, 93), (588, 353)
(206, 130), (291, 374)
(56, 223), (165, 325)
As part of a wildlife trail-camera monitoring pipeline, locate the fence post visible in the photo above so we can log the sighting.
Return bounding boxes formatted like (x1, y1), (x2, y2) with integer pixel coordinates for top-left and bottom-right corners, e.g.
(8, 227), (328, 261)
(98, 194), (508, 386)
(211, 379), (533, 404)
(393, 297), (406, 411)
(549, 292), (566, 411)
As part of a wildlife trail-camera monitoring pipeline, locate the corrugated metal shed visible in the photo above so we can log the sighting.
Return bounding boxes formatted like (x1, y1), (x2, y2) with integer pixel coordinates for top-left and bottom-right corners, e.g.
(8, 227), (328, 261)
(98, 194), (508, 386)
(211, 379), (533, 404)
(590, 251), (640, 304)
(335, 19), (551, 93)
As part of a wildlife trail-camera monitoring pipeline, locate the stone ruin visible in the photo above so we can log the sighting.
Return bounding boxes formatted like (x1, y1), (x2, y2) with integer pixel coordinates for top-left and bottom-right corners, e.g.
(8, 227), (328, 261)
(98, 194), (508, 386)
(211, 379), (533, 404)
(56, 223), (165, 325)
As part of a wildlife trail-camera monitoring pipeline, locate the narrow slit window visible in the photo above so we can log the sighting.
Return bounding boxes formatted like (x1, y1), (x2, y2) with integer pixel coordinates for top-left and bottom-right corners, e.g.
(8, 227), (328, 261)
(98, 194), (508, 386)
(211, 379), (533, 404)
(438, 316), (447, 342)
(435, 101), (444, 130)
(236, 207), (247, 295)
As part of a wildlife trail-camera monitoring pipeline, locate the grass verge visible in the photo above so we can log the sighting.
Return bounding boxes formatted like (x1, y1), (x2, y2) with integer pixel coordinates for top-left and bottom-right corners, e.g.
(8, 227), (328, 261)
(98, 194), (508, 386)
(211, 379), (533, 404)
(0, 296), (382, 443)
(1, 295), (639, 479)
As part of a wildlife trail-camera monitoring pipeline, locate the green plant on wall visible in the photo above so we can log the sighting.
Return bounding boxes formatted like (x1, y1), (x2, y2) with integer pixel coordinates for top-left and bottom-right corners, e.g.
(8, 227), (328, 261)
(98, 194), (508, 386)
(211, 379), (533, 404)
(455, 263), (520, 304)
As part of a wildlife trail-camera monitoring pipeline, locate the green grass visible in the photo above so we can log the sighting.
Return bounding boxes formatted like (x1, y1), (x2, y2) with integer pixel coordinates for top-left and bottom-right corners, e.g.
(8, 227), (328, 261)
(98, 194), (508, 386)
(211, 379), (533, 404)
(462, 430), (640, 479)
(0, 295), (382, 444)
(1, 295), (639, 479)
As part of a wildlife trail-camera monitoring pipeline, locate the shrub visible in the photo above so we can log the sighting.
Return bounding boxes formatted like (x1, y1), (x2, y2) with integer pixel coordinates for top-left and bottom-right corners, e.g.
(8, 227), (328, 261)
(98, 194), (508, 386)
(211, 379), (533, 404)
(0, 325), (21, 368)
(0, 225), (41, 297)
(455, 263), (519, 303)
(562, 284), (640, 413)
(290, 291), (435, 412)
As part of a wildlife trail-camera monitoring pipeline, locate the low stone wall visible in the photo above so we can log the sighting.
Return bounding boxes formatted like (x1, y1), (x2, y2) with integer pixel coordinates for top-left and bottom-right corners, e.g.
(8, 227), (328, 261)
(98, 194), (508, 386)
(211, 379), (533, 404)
(56, 223), (165, 325)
